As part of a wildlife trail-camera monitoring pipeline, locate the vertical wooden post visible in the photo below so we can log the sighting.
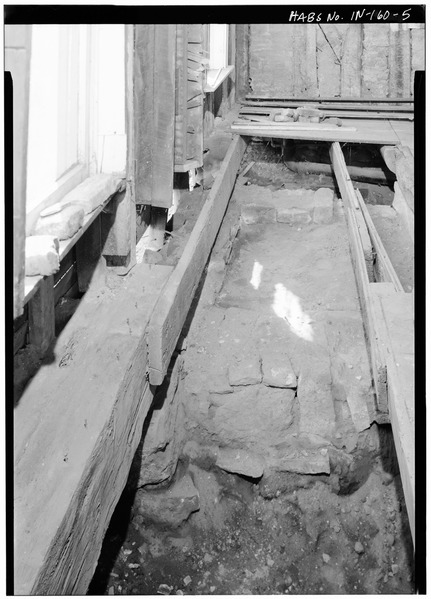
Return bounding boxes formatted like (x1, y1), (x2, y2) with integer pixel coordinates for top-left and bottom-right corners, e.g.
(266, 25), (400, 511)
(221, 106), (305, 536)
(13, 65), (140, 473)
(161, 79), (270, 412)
(134, 24), (176, 209)
(76, 218), (104, 292)
(101, 25), (136, 272)
(235, 25), (250, 102)
(5, 25), (32, 318)
(28, 275), (55, 353)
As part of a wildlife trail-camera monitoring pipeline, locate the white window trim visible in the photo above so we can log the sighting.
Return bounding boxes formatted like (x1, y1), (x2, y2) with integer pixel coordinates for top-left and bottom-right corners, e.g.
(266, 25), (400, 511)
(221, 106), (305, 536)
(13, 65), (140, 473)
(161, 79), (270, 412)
(204, 24), (234, 93)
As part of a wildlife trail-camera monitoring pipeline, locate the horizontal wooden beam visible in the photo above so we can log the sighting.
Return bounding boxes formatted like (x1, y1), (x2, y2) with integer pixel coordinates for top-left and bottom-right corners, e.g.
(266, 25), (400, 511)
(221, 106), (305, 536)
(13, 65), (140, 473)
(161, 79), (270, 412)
(14, 262), (173, 594)
(148, 134), (247, 385)
(330, 142), (388, 418)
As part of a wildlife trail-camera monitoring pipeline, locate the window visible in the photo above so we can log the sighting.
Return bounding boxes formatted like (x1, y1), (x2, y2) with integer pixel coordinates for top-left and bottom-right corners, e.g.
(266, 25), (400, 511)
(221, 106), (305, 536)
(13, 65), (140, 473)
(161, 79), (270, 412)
(25, 24), (126, 230)
(204, 24), (234, 93)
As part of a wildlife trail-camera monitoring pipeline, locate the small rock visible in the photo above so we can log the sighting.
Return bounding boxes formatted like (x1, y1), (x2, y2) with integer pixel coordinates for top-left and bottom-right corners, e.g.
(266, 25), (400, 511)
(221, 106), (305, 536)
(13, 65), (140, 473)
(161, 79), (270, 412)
(204, 553), (214, 564)
(286, 576), (293, 586)
(123, 549), (132, 556)
(210, 587), (216, 593)
(381, 471), (394, 486)
(354, 541), (364, 554)
(158, 584), (173, 595)
(176, 591), (184, 596)
(387, 533), (395, 546)
(267, 557), (275, 567)
(128, 563), (140, 569)
(108, 587), (115, 595)
(322, 553), (331, 563)
(183, 576), (192, 586)
(391, 564), (399, 575)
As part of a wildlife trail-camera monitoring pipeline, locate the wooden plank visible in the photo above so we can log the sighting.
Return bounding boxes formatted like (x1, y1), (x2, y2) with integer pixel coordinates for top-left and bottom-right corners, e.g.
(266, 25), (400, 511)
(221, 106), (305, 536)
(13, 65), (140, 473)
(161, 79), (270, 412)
(14, 262), (173, 595)
(134, 24), (176, 208)
(76, 217), (103, 292)
(340, 24), (362, 97)
(235, 24), (250, 101)
(330, 142), (388, 419)
(230, 120), (399, 145)
(371, 287), (414, 540)
(174, 24), (188, 165)
(361, 24), (390, 98)
(245, 95), (414, 105)
(389, 25), (411, 98)
(148, 135), (247, 385)
(28, 275), (55, 354)
(355, 189), (403, 291)
(6, 25), (32, 318)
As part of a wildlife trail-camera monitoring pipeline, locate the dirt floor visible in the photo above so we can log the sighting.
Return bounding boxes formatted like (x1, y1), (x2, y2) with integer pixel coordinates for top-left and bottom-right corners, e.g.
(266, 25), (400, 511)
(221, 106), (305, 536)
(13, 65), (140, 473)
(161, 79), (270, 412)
(88, 140), (414, 596)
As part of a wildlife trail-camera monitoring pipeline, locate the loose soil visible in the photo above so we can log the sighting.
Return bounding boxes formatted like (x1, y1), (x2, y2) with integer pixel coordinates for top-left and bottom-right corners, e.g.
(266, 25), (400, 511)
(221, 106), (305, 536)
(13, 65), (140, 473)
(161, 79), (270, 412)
(89, 140), (414, 596)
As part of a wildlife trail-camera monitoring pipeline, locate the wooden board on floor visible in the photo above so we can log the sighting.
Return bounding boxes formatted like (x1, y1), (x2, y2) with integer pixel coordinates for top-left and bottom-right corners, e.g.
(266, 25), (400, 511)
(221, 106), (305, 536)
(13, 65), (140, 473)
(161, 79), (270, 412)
(232, 118), (403, 144)
(14, 262), (173, 595)
(148, 135), (247, 385)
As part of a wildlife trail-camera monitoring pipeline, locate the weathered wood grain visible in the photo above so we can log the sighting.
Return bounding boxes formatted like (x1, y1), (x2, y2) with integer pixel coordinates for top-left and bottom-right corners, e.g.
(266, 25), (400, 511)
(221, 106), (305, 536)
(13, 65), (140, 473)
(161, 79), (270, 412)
(76, 217), (103, 292)
(355, 189), (403, 291)
(370, 285), (414, 541)
(14, 262), (173, 594)
(330, 142), (388, 419)
(148, 135), (247, 385)
(28, 275), (55, 354)
(134, 24), (176, 208)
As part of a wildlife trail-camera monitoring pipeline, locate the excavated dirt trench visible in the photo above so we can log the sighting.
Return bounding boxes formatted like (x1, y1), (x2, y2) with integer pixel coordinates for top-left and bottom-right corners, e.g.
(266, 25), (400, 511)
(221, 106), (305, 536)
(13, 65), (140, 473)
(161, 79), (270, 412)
(89, 140), (414, 595)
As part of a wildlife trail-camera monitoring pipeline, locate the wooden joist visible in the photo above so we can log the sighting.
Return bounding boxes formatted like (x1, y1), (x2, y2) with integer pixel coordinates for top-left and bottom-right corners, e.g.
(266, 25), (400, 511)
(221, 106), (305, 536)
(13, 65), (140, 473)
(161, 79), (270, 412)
(148, 135), (247, 385)
(355, 190), (403, 291)
(14, 262), (173, 594)
(331, 141), (414, 541)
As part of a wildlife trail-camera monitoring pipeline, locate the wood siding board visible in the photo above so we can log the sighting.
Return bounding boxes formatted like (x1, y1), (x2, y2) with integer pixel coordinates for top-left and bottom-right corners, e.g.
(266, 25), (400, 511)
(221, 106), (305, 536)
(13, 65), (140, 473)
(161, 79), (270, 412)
(135, 24), (175, 208)
(316, 24), (342, 97)
(340, 24), (362, 97)
(389, 26), (411, 98)
(362, 24), (390, 98)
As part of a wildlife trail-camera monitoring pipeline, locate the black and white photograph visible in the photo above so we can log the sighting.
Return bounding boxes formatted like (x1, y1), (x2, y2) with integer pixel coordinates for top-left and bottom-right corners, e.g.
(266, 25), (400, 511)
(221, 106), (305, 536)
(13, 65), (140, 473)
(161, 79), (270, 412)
(7, 5), (424, 595)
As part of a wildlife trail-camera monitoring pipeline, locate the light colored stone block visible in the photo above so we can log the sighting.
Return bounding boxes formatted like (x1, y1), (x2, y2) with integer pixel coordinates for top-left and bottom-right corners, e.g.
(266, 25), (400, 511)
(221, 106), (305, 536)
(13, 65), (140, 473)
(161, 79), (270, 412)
(313, 188), (334, 224)
(277, 207), (312, 225)
(216, 447), (265, 478)
(25, 235), (60, 276)
(228, 351), (262, 386)
(241, 203), (276, 225)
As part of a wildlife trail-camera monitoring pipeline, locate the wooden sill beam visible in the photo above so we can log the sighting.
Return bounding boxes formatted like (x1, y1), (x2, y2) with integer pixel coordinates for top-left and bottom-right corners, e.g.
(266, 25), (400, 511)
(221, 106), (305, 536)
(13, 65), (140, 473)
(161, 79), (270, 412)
(148, 134), (247, 385)
(14, 262), (173, 595)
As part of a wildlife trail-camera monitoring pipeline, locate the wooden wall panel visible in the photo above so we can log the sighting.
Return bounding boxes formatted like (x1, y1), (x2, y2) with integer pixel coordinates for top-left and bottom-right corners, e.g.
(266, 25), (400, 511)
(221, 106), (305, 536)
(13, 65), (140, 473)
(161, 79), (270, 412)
(134, 24), (176, 208)
(247, 23), (422, 100)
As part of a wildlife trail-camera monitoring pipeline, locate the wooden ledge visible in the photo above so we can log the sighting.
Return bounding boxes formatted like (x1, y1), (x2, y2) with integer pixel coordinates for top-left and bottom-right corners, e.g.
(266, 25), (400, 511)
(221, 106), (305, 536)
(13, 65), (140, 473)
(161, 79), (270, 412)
(23, 174), (125, 305)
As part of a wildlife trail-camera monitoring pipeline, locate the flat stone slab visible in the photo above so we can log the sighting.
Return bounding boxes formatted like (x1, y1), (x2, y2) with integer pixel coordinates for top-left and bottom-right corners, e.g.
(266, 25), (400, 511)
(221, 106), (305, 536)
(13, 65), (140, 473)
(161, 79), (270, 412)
(228, 350), (262, 386)
(260, 342), (297, 388)
(313, 188), (334, 224)
(216, 447), (265, 478)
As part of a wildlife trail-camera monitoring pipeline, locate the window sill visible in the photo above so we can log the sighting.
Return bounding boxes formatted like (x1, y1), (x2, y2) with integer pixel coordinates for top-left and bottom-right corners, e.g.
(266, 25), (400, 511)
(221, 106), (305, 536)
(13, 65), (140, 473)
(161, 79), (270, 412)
(24, 173), (125, 305)
(204, 65), (235, 93)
